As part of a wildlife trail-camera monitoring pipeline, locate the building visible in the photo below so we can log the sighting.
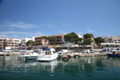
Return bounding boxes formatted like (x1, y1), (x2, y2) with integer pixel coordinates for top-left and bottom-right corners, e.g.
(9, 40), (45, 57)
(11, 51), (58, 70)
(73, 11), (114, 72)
(20, 38), (33, 47)
(4, 38), (15, 49)
(101, 43), (120, 51)
(35, 34), (64, 46)
(49, 34), (65, 45)
(35, 36), (49, 46)
(112, 35), (120, 43)
(14, 39), (21, 49)
(101, 35), (120, 51)
(0, 37), (4, 49)
(102, 36), (113, 43)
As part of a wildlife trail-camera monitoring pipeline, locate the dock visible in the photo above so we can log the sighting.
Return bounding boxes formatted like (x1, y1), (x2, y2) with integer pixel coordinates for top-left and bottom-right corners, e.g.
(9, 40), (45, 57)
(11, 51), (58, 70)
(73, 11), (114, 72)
(0, 52), (20, 56)
(59, 52), (107, 58)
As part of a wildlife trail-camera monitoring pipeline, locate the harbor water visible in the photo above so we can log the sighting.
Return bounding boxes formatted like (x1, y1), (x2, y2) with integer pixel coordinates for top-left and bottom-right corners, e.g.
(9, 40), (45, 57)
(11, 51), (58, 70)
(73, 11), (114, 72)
(0, 56), (120, 80)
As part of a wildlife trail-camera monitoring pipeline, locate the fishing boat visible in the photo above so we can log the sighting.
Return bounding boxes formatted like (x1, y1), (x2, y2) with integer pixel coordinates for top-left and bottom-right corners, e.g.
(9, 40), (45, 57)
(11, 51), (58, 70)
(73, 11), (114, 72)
(37, 47), (58, 62)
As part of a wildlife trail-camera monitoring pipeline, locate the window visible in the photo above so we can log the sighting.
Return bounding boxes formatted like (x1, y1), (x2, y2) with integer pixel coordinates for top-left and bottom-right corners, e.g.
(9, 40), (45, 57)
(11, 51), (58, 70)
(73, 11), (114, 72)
(53, 51), (56, 54)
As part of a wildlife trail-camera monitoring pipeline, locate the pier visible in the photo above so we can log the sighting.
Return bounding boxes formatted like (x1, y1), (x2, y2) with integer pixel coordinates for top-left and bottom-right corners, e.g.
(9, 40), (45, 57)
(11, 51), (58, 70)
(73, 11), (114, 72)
(0, 52), (20, 56)
(59, 52), (107, 58)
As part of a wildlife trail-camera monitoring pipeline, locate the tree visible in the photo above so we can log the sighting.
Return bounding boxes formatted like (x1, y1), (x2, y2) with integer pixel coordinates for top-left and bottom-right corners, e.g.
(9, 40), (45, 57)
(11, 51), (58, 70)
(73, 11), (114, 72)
(83, 34), (93, 45)
(47, 37), (56, 43)
(40, 36), (48, 39)
(83, 39), (93, 45)
(95, 37), (104, 48)
(83, 33), (92, 39)
(39, 36), (57, 45)
(64, 32), (82, 44)
(26, 40), (38, 46)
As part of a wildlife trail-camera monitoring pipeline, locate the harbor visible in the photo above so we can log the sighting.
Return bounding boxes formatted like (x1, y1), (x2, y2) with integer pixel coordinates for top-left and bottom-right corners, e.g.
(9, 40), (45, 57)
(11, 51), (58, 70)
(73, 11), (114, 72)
(0, 0), (120, 80)
(0, 56), (120, 80)
(0, 49), (107, 57)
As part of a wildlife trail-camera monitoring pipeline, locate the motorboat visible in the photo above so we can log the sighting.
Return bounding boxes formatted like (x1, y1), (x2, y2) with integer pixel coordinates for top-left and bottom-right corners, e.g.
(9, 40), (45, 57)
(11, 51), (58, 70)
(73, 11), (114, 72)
(19, 49), (43, 60)
(37, 47), (58, 62)
(107, 50), (120, 57)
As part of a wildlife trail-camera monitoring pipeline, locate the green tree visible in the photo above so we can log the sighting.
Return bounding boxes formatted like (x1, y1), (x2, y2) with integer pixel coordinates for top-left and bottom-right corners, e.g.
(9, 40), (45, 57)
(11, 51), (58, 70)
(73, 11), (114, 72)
(95, 37), (104, 47)
(40, 36), (48, 39)
(39, 36), (57, 45)
(64, 32), (82, 44)
(26, 40), (38, 46)
(83, 34), (93, 45)
(83, 34), (92, 39)
(83, 39), (92, 45)
(48, 37), (56, 42)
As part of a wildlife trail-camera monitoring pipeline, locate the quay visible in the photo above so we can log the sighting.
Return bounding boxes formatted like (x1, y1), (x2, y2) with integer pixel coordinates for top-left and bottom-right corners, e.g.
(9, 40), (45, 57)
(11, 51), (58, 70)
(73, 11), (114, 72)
(0, 52), (20, 56)
(59, 52), (107, 58)
(0, 51), (107, 57)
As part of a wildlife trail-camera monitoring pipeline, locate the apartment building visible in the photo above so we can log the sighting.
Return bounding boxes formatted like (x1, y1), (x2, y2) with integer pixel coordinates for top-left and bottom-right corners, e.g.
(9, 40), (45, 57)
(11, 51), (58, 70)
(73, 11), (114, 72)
(14, 39), (21, 49)
(102, 36), (113, 43)
(35, 36), (49, 46)
(101, 35), (120, 51)
(0, 37), (4, 49)
(112, 35), (120, 43)
(4, 38), (15, 49)
(49, 34), (65, 45)
(20, 38), (33, 47)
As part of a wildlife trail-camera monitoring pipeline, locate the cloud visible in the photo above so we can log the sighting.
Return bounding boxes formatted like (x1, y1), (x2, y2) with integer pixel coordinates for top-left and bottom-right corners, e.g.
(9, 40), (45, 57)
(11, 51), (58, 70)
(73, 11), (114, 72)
(77, 33), (83, 38)
(87, 29), (94, 33)
(0, 31), (45, 39)
(0, 20), (39, 29)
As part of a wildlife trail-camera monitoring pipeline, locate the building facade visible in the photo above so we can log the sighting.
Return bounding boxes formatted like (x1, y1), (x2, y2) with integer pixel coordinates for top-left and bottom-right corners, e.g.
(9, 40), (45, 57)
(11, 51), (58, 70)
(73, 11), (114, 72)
(112, 35), (120, 43)
(49, 34), (65, 45)
(101, 35), (120, 51)
(0, 37), (4, 49)
(4, 38), (15, 49)
(102, 36), (113, 43)
(35, 36), (49, 46)
(14, 39), (21, 49)
(20, 38), (33, 47)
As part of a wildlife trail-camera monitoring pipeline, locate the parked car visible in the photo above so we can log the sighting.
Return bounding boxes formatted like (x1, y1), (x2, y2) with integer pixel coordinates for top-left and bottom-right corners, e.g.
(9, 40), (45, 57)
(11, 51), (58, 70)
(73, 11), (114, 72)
(90, 49), (96, 53)
(99, 49), (106, 53)
(82, 50), (90, 53)
(58, 49), (69, 54)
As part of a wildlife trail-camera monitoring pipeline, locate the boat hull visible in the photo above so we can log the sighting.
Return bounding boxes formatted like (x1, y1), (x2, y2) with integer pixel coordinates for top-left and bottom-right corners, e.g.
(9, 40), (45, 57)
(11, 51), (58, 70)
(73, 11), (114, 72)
(19, 55), (38, 60)
(107, 54), (120, 57)
(38, 54), (58, 62)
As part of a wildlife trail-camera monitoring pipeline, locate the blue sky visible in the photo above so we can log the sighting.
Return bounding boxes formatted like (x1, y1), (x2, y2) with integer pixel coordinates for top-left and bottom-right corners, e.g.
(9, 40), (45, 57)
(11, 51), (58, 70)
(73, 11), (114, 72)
(0, 0), (120, 39)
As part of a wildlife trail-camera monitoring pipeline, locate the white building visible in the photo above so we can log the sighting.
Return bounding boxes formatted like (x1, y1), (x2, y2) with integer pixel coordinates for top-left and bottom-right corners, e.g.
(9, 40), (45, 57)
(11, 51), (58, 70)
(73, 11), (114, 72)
(101, 43), (120, 51)
(20, 37), (35, 47)
(102, 35), (120, 51)
(14, 39), (21, 49)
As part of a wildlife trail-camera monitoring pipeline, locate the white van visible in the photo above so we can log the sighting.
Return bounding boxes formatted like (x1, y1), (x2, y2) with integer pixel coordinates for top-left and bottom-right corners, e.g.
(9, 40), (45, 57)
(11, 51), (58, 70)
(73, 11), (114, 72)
(58, 49), (69, 54)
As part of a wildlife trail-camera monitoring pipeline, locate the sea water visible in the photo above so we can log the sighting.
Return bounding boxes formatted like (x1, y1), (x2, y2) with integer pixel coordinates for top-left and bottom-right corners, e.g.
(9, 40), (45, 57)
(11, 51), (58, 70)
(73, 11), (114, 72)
(0, 56), (120, 80)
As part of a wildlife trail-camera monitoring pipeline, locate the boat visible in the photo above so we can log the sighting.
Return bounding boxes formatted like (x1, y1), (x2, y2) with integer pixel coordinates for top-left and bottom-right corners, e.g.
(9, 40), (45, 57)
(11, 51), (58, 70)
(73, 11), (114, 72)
(107, 50), (120, 57)
(37, 47), (58, 62)
(19, 49), (43, 60)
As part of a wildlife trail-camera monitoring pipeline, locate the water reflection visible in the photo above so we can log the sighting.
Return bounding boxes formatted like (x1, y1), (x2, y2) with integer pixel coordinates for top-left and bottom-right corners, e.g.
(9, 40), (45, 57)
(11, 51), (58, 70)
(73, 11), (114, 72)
(0, 56), (120, 80)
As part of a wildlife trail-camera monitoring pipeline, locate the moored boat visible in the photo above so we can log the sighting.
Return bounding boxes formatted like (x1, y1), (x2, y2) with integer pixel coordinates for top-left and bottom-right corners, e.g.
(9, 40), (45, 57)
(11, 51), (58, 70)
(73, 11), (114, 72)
(37, 47), (58, 62)
(19, 50), (43, 60)
(107, 50), (120, 57)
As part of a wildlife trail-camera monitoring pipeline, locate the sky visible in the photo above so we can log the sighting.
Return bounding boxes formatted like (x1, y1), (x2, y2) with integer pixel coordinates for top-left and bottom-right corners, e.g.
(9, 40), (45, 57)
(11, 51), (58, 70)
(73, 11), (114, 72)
(0, 0), (120, 39)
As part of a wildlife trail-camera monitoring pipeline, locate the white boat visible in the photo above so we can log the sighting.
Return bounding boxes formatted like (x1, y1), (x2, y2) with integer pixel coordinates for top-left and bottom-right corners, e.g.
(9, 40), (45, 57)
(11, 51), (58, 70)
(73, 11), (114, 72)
(19, 49), (43, 60)
(37, 47), (58, 62)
